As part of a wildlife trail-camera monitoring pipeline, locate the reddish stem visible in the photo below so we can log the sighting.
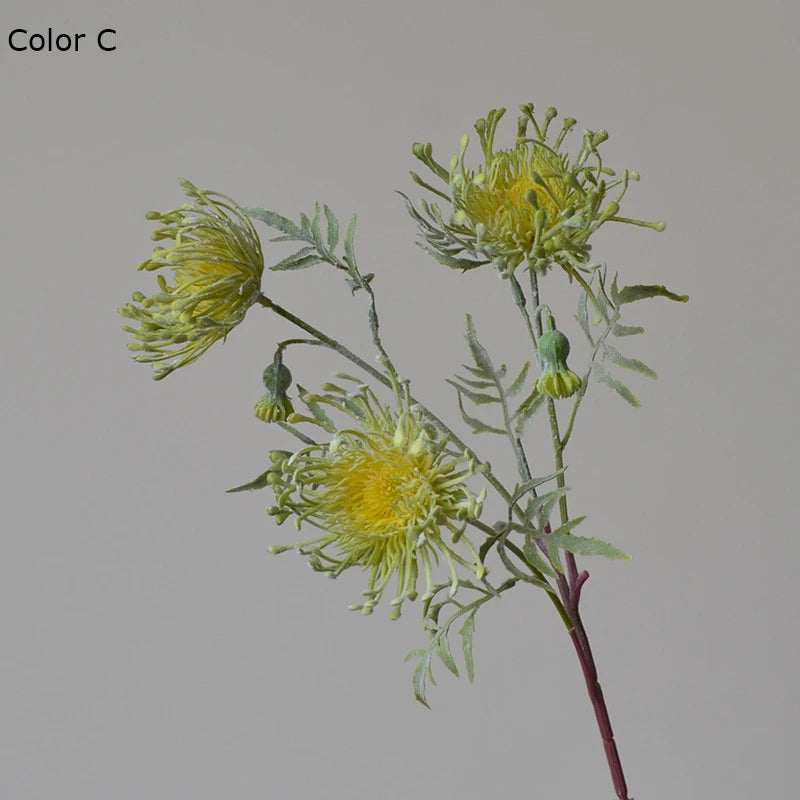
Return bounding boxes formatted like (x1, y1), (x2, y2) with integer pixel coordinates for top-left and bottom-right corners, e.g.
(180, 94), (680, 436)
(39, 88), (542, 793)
(567, 607), (633, 800)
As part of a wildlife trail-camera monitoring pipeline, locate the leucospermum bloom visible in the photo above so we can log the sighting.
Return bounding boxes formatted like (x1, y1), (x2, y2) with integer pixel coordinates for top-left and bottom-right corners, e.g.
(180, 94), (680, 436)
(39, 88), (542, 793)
(407, 104), (664, 283)
(120, 179), (264, 379)
(267, 383), (486, 617)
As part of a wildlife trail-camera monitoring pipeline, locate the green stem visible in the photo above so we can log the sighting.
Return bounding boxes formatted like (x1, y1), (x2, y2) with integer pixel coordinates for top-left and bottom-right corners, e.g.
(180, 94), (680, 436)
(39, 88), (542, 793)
(256, 294), (515, 508)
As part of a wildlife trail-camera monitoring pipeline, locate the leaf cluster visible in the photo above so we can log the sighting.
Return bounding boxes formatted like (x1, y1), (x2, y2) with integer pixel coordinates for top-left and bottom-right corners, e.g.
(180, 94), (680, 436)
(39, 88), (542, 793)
(576, 267), (688, 407)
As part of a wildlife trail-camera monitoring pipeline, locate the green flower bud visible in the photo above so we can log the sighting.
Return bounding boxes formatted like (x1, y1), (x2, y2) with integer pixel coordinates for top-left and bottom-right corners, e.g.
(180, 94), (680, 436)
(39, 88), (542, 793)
(536, 329), (582, 399)
(255, 362), (295, 423)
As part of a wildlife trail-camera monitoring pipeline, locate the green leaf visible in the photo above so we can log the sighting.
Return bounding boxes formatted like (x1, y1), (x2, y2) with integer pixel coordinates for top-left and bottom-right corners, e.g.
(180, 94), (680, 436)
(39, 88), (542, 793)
(576, 289), (594, 344)
(309, 203), (326, 256)
(456, 393), (506, 436)
(612, 323), (645, 337)
(245, 207), (303, 239)
(435, 634), (459, 677)
(343, 214), (358, 270)
(521, 536), (557, 578)
(506, 361), (530, 397)
(226, 469), (272, 493)
(546, 529), (631, 562)
(601, 343), (657, 379)
(513, 387), (546, 435)
(297, 384), (335, 431)
(421, 245), (488, 271)
(446, 380), (500, 406)
(545, 516), (587, 573)
(594, 365), (641, 407)
(270, 247), (322, 271)
(454, 372), (495, 390)
(323, 205), (339, 252)
(510, 472), (563, 505)
(459, 612), (477, 683)
(406, 650), (432, 708)
(616, 284), (689, 304)
(465, 315), (499, 380)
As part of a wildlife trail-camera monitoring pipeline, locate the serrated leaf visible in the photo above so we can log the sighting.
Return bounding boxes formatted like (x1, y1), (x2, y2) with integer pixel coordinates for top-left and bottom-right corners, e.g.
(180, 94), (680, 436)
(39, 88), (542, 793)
(459, 612), (477, 683)
(616, 284), (689, 304)
(546, 530), (631, 562)
(447, 380), (500, 406)
(528, 486), (570, 527)
(226, 469), (272, 493)
(245, 207), (303, 239)
(323, 205), (339, 252)
(465, 315), (497, 379)
(545, 516), (587, 573)
(457, 393), (506, 435)
(594, 365), (641, 407)
(506, 361), (530, 397)
(270, 247), (322, 271)
(601, 344), (657, 379)
(612, 323), (645, 337)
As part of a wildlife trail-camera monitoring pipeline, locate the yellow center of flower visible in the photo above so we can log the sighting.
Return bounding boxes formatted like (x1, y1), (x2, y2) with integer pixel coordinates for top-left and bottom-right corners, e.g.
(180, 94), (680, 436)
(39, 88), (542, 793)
(328, 450), (433, 537)
(459, 144), (573, 251)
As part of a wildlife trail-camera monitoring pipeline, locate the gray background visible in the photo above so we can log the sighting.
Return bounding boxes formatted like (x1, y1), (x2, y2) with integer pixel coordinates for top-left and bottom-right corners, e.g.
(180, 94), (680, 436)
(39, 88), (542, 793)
(2, 0), (798, 797)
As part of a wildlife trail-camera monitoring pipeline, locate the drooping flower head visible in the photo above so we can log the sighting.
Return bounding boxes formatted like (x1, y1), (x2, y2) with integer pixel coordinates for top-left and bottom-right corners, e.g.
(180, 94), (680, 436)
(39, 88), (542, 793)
(267, 381), (486, 617)
(120, 179), (264, 379)
(407, 104), (664, 285)
(536, 328), (582, 400)
(255, 361), (295, 423)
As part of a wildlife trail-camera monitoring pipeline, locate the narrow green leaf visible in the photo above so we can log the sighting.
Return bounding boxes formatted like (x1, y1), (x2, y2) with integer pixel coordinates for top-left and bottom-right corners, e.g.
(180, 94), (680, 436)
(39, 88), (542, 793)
(454, 372), (495, 390)
(612, 323), (645, 337)
(616, 284), (689, 304)
(510, 472), (563, 505)
(435, 635), (460, 677)
(576, 288), (594, 343)
(406, 650), (432, 708)
(465, 315), (498, 380)
(545, 516), (587, 573)
(446, 380), (500, 406)
(309, 203), (326, 256)
(601, 343), (657, 379)
(323, 205), (339, 252)
(245, 207), (303, 239)
(459, 612), (477, 683)
(457, 393), (506, 435)
(421, 245), (488, 271)
(343, 214), (358, 270)
(270, 247), (322, 271)
(506, 361), (530, 397)
(227, 470), (272, 493)
(594, 365), (641, 407)
(513, 387), (546, 435)
(521, 532), (557, 578)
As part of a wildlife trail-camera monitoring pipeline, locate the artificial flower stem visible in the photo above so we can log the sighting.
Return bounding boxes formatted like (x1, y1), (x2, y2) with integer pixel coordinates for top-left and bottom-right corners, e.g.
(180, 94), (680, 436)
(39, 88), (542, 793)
(567, 613), (633, 800)
(256, 294), (516, 509)
(526, 270), (634, 799)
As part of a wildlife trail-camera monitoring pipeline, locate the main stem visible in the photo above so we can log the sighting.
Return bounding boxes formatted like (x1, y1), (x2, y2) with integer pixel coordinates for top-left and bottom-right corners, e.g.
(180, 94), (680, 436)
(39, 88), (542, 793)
(527, 270), (633, 800)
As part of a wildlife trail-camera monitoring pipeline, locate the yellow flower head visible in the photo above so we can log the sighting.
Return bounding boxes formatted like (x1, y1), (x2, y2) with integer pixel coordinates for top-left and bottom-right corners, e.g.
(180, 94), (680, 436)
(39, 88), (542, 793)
(268, 383), (486, 617)
(120, 179), (264, 379)
(408, 104), (665, 280)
